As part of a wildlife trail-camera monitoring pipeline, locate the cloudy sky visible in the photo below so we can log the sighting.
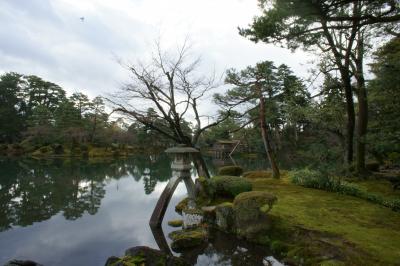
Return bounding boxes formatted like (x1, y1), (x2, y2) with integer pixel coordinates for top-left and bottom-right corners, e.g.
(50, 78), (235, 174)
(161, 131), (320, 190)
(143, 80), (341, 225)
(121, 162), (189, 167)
(0, 0), (312, 100)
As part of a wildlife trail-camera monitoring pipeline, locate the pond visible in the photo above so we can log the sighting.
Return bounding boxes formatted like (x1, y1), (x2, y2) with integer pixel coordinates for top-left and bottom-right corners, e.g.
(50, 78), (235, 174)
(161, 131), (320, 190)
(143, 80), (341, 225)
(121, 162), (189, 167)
(0, 155), (283, 266)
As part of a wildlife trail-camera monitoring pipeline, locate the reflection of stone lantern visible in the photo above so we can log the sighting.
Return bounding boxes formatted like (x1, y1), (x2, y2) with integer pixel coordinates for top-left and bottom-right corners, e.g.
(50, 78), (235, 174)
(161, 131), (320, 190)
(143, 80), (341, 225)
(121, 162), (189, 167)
(149, 144), (199, 227)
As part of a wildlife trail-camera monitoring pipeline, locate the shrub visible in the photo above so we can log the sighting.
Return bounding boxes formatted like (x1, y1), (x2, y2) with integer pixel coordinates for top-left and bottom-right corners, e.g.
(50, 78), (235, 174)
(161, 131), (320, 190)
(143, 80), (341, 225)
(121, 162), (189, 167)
(218, 166), (243, 176)
(289, 168), (341, 191)
(290, 168), (400, 212)
(243, 170), (273, 179)
(210, 175), (252, 198)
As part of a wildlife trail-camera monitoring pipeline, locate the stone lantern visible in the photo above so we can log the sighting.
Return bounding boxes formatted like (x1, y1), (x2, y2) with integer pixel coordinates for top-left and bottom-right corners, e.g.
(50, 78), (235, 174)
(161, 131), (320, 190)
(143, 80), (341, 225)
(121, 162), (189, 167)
(149, 144), (199, 227)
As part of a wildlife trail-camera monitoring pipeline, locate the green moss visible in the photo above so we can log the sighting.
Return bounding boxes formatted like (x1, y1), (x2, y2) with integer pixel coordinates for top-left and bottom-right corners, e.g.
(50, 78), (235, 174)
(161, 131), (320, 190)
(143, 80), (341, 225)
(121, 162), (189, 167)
(218, 166), (244, 176)
(210, 175), (252, 198)
(233, 191), (277, 215)
(195, 176), (216, 200)
(168, 228), (207, 251)
(168, 219), (183, 227)
(319, 260), (346, 266)
(88, 147), (114, 157)
(354, 178), (400, 200)
(183, 208), (203, 215)
(109, 255), (145, 266)
(175, 197), (189, 214)
(249, 177), (400, 265)
(243, 170), (273, 179)
(231, 191), (276, 240)
(270, 240), (288, 255)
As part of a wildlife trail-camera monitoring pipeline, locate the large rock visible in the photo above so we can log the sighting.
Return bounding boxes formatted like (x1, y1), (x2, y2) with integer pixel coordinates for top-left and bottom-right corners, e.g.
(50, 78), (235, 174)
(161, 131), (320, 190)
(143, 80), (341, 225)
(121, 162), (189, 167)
(175, 197), (189, 214)
(233, 191), (277, 240)
(182, 208), (203, 229)
(168, 228), (208, 252)
(201, 205), (217, 224)
(167, 219), (183, 227)
(215, 202), (235, 233)
(210, 176), (252, 198)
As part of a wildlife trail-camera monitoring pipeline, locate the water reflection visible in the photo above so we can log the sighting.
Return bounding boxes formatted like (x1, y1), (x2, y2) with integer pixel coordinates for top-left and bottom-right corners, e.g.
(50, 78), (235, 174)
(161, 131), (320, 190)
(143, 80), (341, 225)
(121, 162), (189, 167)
(186, 230), (281, 266)
(0, 156), (283, 266)
(0, 156), (171, 232)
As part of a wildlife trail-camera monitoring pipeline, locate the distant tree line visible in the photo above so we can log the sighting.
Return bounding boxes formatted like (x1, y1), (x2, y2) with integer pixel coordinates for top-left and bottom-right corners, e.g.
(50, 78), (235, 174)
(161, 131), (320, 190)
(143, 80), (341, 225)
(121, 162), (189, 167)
(0, 72), (175, 156)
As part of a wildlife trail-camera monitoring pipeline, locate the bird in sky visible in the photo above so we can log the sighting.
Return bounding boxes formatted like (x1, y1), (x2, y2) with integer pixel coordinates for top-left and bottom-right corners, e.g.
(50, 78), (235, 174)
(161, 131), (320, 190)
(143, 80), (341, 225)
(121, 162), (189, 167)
(80, 17), (85, 22)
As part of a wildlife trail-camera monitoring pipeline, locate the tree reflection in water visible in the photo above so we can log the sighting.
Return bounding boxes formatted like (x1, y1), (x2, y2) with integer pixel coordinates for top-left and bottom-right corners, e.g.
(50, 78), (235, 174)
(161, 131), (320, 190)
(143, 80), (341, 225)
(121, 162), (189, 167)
(0, 155), (171, 232)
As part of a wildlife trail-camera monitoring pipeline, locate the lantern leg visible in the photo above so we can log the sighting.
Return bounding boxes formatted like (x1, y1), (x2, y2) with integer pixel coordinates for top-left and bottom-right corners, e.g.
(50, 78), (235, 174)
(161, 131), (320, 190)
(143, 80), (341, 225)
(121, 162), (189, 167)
(182, 176), (196, 208)
(149, 175), (181, 227)
(149, 225), (172, 254)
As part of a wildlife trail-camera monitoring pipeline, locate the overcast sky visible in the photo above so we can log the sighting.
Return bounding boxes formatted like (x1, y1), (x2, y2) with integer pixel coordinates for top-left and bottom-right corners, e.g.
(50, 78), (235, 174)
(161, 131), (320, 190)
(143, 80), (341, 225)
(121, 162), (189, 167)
(0, 0), (313, 101)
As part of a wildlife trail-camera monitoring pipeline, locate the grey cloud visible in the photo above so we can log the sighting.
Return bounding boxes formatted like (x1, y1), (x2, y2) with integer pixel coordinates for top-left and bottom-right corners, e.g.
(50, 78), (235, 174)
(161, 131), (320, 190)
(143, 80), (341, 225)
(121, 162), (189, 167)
(2, 0), (62, 25)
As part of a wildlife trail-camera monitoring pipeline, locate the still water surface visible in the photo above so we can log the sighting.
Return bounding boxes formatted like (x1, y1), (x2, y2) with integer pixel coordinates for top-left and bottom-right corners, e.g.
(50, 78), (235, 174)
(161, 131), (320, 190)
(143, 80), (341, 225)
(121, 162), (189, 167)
(0, 155), (282, 265)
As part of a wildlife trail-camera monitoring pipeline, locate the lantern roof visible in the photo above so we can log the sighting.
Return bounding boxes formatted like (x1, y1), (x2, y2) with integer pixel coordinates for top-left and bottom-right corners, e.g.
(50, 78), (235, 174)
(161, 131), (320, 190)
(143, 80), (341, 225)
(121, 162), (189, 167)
(165, 144), (199, 154)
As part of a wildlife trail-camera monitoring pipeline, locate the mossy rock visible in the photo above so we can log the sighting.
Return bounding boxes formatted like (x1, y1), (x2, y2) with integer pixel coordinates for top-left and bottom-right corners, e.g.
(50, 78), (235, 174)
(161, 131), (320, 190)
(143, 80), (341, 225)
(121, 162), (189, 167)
(243, 170), (273, 179)
(105, 255), (145, 266)
(175, 197), (189, 214)
(218, 166), (244, 176)
(195, 176), (215, 200)
(233, 191), (277, 219)
(201, 205), (217, 224)
(210, 176), (252, 198)
(233, 191), (277, 239)
(168, 219), (183, 227)
(215, 202), (235, 233)
(168, 228), (208, 252)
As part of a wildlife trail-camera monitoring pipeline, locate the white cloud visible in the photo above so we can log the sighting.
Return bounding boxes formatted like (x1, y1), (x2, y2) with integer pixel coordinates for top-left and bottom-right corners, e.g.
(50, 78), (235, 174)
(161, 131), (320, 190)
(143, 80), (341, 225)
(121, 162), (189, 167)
(0, 0), (312, 103)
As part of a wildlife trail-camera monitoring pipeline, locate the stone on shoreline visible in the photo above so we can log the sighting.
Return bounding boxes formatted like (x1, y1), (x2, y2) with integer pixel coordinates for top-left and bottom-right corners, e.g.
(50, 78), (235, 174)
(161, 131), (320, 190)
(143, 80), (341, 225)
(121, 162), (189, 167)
(168, 228), (208, 252)
(168, 219), (183, 227)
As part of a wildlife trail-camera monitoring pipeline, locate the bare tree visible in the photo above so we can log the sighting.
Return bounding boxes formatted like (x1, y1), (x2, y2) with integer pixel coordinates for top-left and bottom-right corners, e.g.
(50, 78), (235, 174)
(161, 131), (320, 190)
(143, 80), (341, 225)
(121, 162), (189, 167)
(109, 40), (231, 178)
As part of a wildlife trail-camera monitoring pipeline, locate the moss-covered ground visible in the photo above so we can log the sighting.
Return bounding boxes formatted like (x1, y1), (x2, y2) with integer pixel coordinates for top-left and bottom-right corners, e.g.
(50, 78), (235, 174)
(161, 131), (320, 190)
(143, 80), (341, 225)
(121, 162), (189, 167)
(352, 177), (400, 200)
(249, 176), (400, 265)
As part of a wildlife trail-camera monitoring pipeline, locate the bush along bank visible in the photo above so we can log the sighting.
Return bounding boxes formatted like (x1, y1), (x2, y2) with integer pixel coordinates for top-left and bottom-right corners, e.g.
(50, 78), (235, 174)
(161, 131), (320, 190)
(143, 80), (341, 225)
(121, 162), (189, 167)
(289, 168), (400, 212)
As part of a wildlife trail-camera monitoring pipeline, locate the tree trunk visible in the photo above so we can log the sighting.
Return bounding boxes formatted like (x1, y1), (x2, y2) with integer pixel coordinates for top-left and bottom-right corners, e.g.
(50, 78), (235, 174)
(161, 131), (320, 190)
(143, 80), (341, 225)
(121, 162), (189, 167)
(321, 20), (356, 165)
(193, 152), (210, 179)
(275, 124), (282, 150)
(355, 35), (368, 175)
(185, 140), (210, 179)
(258, 84), (280, 178)
(90, 114), (97, 142)
(343, 81), (355, 165)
